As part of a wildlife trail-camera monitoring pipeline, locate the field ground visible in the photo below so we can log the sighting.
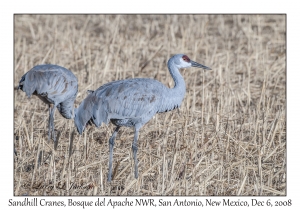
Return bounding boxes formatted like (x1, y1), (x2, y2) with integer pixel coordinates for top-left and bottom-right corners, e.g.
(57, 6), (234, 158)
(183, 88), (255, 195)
(14, 15), (286, 195)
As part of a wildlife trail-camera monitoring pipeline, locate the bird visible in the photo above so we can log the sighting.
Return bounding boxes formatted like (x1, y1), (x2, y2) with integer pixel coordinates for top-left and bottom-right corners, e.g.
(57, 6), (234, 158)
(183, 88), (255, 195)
(74, 54), (211, 182)
(18, 64), (78, 142)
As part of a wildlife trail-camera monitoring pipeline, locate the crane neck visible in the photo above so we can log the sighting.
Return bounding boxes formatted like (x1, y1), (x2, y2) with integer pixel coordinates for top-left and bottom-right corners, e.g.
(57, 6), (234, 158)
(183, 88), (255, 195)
(156, 59), (186, 113)
(167, 59), (186, 95)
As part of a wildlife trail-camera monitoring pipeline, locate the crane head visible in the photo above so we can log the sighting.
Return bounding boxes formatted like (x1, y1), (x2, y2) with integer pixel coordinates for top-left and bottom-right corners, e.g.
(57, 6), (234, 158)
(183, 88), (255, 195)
(171, 54), (212, 70)
(18, 74), (27, 91)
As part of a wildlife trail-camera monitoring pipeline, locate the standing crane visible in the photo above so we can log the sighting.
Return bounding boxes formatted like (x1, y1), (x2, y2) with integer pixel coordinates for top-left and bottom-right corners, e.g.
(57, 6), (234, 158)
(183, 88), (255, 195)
(74, 54), (211, 182)
(18, 64), (78, 142)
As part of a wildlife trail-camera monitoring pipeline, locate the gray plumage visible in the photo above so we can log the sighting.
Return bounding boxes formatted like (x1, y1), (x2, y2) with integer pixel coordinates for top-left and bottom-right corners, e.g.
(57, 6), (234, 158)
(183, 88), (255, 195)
(74, 54), (211, 181)
(18, 64), (78, 142)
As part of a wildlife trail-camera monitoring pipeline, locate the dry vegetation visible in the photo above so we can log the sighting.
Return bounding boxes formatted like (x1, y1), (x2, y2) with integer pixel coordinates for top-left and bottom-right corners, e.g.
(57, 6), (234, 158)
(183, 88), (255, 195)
(14, 15), (286, 196)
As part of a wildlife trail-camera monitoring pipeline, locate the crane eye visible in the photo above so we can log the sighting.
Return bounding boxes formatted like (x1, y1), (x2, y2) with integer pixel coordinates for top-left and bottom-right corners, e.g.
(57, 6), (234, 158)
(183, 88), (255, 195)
(182, 55), (190, 62)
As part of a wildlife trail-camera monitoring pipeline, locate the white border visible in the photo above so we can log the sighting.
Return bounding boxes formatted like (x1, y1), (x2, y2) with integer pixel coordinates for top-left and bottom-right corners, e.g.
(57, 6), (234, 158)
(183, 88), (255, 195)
(1, 0), (298, 209)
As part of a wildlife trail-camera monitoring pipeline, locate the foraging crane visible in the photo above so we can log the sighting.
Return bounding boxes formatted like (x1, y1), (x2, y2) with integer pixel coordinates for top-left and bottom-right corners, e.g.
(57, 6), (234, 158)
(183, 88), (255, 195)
(74, 54), (211, 182)
(18, 64), (78, 142)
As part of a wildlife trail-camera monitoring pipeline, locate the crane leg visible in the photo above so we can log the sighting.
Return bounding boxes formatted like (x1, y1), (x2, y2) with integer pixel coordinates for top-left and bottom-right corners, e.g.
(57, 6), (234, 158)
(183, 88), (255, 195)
(48, 105), (52, 141)
(108, 126), (120, 182)
(48, 104), (56, 142)
(132, 126), (141, 179)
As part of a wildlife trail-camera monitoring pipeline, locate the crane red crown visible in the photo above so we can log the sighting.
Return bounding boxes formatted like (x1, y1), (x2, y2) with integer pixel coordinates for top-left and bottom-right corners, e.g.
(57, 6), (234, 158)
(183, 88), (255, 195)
(182, 55), (190, 62)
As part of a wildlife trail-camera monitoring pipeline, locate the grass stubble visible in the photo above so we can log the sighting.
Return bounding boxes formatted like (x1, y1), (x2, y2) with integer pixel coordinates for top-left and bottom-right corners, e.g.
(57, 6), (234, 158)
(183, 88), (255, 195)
(14, 15), (286, 196)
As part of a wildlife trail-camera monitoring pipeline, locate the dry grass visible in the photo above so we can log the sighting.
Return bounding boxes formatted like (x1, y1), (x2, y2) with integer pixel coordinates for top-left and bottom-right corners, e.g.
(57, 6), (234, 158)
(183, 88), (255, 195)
(14, 14), (286, 196)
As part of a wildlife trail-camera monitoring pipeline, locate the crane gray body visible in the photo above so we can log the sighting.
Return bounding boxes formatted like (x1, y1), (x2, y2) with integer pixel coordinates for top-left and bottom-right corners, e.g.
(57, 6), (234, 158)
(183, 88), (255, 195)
(18, 64), (78, 141)
(75, 78), (182, 133)
(74, 54), (211, 181)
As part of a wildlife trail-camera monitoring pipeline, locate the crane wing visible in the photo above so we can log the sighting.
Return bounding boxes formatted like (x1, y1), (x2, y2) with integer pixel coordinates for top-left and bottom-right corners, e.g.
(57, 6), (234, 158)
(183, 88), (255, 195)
(91, 78), (163, 127)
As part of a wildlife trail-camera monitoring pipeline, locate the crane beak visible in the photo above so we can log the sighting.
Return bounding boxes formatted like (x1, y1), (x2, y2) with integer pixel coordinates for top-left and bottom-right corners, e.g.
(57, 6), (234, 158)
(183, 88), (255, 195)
(191, 60), (212, 70)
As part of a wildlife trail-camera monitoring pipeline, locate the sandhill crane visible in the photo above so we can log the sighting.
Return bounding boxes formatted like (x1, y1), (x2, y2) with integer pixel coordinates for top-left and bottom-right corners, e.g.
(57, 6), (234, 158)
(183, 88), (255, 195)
(74, 54), (211, 182)
(18, 64), (78, 142)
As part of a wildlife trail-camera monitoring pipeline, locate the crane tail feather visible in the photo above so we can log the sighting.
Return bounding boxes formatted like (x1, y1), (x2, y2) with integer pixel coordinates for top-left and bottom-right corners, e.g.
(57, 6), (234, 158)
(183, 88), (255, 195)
(74, 93), (109, 134)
